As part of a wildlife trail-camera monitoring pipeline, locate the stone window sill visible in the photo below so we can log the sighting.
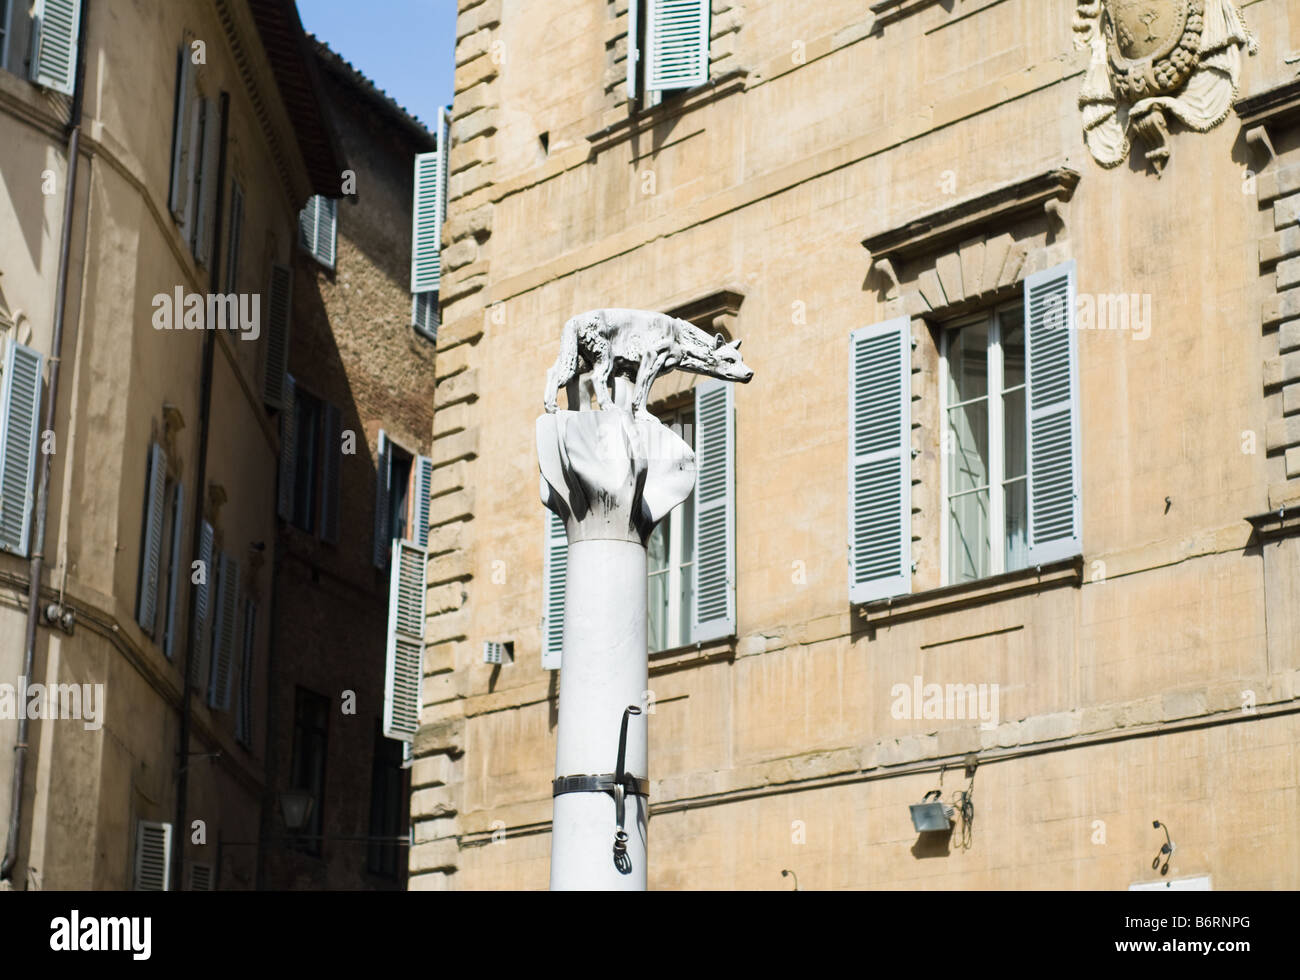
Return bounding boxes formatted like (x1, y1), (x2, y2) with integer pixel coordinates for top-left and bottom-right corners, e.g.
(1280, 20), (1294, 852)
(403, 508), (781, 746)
(857, 556), (1083, 630)
(648, 635), (735, 675)
(587, 69), (748, 155)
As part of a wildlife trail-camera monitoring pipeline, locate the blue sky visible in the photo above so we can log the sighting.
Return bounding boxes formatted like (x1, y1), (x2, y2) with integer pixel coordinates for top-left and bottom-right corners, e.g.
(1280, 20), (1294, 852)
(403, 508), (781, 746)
(298, 0), (458, 131)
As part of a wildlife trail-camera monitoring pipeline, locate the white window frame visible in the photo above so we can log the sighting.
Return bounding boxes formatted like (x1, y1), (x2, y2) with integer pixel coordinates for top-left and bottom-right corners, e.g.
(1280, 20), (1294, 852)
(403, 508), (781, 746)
(647, 403), (694, 653)
(939, 300), (1027, 586)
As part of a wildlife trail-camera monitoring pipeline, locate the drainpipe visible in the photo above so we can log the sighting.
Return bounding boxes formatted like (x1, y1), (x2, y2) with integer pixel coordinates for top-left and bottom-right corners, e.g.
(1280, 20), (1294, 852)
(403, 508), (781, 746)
(2, 0), (92, 883)
(173, 90), (230, 893)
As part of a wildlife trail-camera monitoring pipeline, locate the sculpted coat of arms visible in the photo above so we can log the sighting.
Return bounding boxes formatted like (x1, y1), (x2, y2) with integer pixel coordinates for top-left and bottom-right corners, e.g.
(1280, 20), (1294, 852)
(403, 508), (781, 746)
(1074, 0), (1255, 173)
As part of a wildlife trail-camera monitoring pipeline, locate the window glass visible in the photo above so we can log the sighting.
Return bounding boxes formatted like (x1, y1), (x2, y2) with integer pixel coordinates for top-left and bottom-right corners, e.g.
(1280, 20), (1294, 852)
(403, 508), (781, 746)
(290, 688), (329, 855)
(292, 390), (322, 532)
(647, 407), (694, 651)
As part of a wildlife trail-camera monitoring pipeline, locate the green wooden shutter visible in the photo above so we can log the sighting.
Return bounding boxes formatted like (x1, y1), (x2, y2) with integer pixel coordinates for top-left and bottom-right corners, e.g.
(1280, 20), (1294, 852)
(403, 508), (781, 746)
(29, 0), (80, 95)
(1024, 260), (1082, 564)
(192, 97), (221, 266)
(236, 599), (255, 746)
(383, 539), (426, 741)
(646, 0), (709, 92)
(372, 430), (391, 568)
(319, 401), (341, 544)
(0, 340), (44, 556)
(692, 378), (736, 642)
(224, 180), (244, 294)
(189, 519), (214, 693)
(541, 510), (566, 670)
(162, 482), (184, 659)
(277, 375), (296, 521)
(167, 46), (193, 219)
(262, 263), (292, 409)
(626, 0), (641, 99)
(132, 820), (171, 891)
(411, 152), (441, 293)
(848, 317), (911, 603)
(208, 552), (238, 711)
(299, 195), (337, 269)
(411, 455), (433, 548)
(135, 443), (167, 633)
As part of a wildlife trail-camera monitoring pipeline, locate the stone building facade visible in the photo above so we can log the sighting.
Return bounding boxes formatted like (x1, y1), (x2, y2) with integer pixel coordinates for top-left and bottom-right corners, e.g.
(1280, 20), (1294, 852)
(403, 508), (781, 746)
(259, 38), (438, 890)
(412, 0), (1300, 889)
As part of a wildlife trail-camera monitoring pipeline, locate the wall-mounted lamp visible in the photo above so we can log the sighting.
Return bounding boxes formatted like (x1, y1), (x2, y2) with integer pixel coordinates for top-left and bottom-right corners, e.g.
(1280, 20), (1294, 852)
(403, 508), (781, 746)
(1151, 820), (1175, 876)
(910, 790), (954, 833)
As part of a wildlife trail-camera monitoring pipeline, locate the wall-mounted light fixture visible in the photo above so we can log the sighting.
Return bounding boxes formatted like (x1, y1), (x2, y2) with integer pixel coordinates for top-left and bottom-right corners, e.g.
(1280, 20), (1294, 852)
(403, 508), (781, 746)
(1151, 820), (1175, 876)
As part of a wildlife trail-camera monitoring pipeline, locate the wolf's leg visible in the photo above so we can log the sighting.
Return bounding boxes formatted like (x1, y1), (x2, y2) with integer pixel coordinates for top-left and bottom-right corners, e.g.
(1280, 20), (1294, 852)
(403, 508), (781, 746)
(591, 348), (616, 411)
(632, 351), (668, 419)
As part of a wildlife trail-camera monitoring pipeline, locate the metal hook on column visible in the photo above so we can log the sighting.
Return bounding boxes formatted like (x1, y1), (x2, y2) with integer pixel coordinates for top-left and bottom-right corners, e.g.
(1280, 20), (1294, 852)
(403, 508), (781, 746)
(612, 704), (641, 874)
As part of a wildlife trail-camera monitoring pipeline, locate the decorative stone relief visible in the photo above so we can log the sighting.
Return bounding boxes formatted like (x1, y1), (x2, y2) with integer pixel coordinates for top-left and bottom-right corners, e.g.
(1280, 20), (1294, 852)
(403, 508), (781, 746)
(1073, 0), (1256, 174)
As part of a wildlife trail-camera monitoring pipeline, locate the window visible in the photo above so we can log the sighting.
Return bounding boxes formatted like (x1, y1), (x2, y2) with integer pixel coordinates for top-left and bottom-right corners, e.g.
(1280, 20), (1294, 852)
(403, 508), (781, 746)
(942, 302), (1028, 583)
(411, 107), (449, 295)
(372, 431), (432, 567)
(367, 727), (406, 877)
(224, 179), (244, 294)
(291, 387), (322, 533)
(235, 599), (255, 747)
(647, 405), (694, 652)
(28, 0), (81, 95)
(278, 379), (341, 542)
(848, 260), (1082, 604)
(541, 376), (736, 668)
(0, 337), (44, 556)
(161, 482), (185, 658)
(166, 40), (222, 262)
(383, 539), (426, 742)
(413, 291), (438, 343)
(298, 195), (337, 269)
(135, 443), (167, 637)
(289, 687), (329, 855)
(207, 552), (239, 711)
(627, 0), (710, 104)
(132, 820), (172, 891)
(262, 263), (293, 409)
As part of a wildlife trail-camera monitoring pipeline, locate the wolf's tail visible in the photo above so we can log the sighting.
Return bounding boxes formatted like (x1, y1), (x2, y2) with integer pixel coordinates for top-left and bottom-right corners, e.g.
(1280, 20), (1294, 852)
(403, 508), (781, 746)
(544, 316), (582, 411)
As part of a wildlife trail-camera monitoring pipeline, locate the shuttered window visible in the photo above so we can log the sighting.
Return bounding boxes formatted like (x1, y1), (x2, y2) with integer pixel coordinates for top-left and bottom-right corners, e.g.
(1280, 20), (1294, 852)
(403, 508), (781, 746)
(208, 552), (238, 711)
(224, 179), (244, 294)
(277, 375), (296, 521)
(188, 862), (213, 892)
(411, 152), (442, 293)
(192, 96), (222, 265)
(372, 430), (391, 569)
(235, 599), (255, 747)
(162, 483), (184, 659)
(645, 0), (710, 93)
(848, 317), (911, 604)
(383, 539), (426, 742)
(29, 0), (80, 95)
(626, 0), (640, 100)
(167, 45), (193, 219)
(299, 195), (338, 270)
(262, 263), (293, 409)
(541, 510), (566, 670)
(319, 402), (341, 544)
(412, 291), (439, 343)
(132, 820), (171, 891)
(189, 520), (214, 693)
(410, 455), (433, 549)
(135, 443), (167, 634)
(691, 379), (736, 642)
(0, 339), (43, 556)
(1024, 261), (1082, 564)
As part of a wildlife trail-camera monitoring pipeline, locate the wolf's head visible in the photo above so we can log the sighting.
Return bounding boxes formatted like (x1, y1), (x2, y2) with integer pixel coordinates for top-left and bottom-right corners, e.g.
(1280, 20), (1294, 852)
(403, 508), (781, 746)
(708, 333), (754, 383)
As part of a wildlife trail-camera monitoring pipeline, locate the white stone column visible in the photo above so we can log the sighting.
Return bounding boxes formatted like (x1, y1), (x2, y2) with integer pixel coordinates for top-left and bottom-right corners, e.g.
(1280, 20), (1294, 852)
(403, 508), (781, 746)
(537, 408), (695, 890)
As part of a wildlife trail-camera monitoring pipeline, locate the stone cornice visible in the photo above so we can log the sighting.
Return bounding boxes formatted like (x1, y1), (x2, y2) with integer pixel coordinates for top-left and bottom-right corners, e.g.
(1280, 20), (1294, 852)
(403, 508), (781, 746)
(862, 167), (1080, 268)
(585, 68), (749, 155)
(1235, 78), (1300, 133)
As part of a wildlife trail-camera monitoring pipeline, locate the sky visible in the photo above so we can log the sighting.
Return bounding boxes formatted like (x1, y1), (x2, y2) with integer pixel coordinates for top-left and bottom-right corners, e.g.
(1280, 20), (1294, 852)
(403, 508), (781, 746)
(297, 0), (458, 131)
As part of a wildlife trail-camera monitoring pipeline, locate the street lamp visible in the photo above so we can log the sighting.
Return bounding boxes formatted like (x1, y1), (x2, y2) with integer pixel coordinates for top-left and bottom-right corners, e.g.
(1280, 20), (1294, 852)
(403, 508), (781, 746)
(279, 790), (314, 833)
